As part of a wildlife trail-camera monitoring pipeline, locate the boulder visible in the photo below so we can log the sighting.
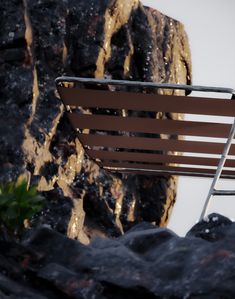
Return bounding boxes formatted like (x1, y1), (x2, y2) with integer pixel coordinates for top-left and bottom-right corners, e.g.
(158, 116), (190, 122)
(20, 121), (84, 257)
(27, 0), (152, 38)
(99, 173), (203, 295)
(0, 0), (192, 240)
(0, 214), (235, 298)
(186, 213), (233, 242)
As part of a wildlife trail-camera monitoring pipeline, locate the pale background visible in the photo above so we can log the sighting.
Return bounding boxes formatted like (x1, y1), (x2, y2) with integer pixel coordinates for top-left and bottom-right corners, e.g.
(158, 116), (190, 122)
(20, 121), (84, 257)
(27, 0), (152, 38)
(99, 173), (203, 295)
(142, 0), (235, 235)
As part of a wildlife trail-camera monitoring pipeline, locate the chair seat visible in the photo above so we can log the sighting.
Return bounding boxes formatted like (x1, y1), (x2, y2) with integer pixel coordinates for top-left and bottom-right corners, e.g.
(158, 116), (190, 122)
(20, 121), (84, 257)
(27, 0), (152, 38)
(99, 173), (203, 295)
(56, 76), (235, 220)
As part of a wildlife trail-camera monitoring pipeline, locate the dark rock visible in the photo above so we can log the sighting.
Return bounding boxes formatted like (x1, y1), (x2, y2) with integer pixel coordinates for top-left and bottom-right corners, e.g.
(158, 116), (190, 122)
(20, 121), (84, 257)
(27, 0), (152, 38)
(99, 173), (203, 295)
(33, 188), (74, 234)
(1, 223), (235, 298)
(0, 274), (47, 299)
(124, 221), (157, 234)
(187, 213), (233, 242)
(38, 263), (103, 299)
(0, 0), (191, 240)
(22, 227), (88, 268)
(118, 226), (177, 257)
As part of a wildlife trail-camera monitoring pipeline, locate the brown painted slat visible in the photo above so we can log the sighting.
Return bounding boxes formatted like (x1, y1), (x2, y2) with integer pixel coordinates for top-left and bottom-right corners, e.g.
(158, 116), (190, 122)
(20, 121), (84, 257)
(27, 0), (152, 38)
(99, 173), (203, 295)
(101, 161), (235, 177)
(68, 114), (232, 138)
(78, 134), (235, 155)
(58, 86), (235, 116)
(111, 169), (235, 179)
(87, 149), (235, 167)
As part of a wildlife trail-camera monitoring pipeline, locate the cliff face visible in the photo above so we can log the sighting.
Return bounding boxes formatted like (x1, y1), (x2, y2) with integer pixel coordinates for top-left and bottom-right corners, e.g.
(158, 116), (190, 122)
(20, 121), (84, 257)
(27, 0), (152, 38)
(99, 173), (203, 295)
(0, 0), (191, 241)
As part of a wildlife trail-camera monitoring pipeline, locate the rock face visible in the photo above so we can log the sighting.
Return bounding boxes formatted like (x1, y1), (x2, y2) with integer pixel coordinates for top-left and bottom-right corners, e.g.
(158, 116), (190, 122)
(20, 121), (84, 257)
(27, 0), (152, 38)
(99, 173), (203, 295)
(0, 0), (192, 240)
(1, 214), (235, 298)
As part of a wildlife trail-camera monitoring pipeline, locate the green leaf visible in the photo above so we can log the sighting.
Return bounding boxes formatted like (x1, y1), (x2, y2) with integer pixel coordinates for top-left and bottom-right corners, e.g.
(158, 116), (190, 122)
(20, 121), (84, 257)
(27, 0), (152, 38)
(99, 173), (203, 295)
(0, 196), (11, 206)
(0, 178), (45, 239)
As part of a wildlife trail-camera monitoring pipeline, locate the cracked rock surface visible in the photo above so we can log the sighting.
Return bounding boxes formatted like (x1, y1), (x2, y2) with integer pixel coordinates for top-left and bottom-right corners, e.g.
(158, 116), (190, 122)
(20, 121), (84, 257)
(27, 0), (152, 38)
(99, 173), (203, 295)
(0, 0), (191, 241)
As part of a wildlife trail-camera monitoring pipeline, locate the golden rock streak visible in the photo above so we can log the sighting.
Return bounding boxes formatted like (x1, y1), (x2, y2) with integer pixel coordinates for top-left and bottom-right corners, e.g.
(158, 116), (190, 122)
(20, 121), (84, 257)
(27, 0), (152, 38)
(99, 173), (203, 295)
(62, 42), (68, 66)
(160, 176), (178, 227)
(23, 0), (39, 119)
(22, 0), (42, 176)
(123, 31), (134, 76)
(22, 0), (64, 185)
(95, 0), (139, 78)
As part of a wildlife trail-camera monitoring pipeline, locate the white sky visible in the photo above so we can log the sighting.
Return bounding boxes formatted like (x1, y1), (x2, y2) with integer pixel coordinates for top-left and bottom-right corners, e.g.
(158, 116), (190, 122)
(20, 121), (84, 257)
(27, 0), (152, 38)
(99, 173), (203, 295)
(141, 0), (235, 235)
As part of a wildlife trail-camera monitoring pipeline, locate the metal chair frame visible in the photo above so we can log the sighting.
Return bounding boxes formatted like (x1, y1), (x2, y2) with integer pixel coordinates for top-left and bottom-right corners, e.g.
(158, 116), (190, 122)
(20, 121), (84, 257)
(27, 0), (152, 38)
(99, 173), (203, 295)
(56, 76), (235, 220)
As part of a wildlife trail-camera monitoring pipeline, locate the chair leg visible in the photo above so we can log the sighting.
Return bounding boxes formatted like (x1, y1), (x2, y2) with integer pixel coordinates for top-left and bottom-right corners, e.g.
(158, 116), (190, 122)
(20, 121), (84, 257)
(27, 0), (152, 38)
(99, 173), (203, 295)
(199, 118), (235, 221)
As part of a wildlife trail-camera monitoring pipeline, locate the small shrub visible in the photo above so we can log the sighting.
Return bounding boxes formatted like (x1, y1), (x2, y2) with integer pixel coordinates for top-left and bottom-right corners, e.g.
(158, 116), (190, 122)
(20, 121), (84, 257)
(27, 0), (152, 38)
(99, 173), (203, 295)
(0, 177), (44, 239)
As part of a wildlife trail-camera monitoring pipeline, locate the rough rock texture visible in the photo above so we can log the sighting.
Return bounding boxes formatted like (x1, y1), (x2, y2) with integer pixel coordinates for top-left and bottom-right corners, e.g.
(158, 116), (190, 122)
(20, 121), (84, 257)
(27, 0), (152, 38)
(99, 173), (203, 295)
(0, 0), (191, 240)
(1, 214), (235, 298)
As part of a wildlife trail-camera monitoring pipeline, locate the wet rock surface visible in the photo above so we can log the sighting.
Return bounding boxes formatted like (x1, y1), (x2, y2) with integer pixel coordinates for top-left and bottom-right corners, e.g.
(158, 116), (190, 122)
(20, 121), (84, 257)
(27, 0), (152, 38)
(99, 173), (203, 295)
(0, 0), (191, 240)
(0, 213), (235, 299)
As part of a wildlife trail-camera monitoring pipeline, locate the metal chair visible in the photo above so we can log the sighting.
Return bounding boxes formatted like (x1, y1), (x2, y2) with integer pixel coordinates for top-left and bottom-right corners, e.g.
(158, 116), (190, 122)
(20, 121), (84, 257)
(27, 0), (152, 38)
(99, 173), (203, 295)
(56, 77), (235, 220)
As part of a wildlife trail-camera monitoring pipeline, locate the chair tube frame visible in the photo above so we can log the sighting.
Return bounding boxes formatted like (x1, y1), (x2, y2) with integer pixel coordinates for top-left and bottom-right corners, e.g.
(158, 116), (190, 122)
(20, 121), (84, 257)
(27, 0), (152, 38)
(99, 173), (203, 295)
(56, 77), (235, 221)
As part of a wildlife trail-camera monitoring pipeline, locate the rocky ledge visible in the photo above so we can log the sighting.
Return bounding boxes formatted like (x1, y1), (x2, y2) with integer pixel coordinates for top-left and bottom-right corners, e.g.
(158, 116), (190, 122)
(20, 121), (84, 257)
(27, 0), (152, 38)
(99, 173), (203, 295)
(0, 213), (234, 299)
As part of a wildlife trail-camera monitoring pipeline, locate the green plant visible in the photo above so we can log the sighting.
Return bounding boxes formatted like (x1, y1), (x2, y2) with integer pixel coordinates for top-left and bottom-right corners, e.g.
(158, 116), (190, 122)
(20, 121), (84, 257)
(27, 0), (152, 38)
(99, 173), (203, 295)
(0, 178), (44, 239)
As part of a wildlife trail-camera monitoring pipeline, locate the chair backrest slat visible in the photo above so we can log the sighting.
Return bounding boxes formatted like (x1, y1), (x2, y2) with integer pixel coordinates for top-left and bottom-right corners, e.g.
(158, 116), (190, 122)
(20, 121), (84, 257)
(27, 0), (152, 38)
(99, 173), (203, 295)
(58, 86), (235, 116)
(78, 134), (235, 155)
(56, 78), (235, 178)
(69, 113), (231, 138)
(87, 149), (235, 168)
(101, 161), (235, 179)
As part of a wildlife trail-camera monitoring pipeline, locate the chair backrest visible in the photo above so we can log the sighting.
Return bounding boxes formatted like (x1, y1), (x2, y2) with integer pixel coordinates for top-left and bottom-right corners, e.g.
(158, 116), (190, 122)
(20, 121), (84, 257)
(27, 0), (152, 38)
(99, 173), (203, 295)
(56, 77), (235, 179)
